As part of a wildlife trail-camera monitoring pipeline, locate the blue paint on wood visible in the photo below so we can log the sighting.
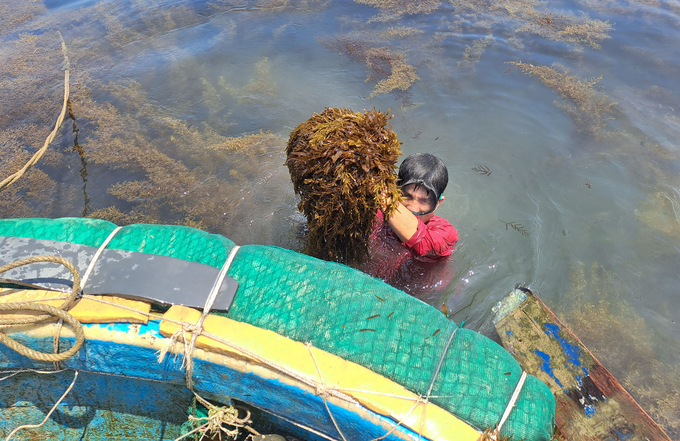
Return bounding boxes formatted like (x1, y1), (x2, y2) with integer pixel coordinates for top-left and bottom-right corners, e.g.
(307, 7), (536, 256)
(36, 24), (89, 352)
(534, 350), (564, 389)
(584, 404), (596, 418)
(542, 322), (600, 418)
(544, 323), (582, 367)
(610, 430), (634, 440)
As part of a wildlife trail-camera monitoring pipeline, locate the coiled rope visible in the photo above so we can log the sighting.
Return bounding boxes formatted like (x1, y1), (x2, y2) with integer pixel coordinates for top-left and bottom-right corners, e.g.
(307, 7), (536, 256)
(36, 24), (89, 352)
(0, 256), (84, 362)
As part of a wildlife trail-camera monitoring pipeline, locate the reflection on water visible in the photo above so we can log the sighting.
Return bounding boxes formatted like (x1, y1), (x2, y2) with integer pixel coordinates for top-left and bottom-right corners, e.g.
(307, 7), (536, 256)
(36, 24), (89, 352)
(1, 0), (679, 436)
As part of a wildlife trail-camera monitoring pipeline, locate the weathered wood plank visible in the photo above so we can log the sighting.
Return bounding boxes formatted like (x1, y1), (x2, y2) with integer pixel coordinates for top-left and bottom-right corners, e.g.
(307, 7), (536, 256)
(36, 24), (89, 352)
(493, 288), (671, 441)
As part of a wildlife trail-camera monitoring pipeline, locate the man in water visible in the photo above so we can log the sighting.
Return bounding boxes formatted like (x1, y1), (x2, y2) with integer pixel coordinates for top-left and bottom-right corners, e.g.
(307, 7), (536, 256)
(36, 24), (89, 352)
(361, 153), (458, 296)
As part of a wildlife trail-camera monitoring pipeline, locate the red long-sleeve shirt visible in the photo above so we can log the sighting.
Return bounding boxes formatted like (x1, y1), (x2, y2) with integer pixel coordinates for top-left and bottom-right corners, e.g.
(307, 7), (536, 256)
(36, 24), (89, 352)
(401, 215), (459, 262)
(359, 211), (458, 296)
(374, 210), (458, 262)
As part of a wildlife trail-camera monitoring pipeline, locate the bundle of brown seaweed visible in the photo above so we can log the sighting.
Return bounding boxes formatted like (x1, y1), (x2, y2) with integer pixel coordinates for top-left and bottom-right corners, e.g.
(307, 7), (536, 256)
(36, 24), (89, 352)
(286, 108), (402, 264)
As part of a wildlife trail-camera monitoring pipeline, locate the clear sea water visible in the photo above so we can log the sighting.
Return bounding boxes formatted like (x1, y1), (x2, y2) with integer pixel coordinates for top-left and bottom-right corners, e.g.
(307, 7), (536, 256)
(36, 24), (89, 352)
(1, 0), (678, 436)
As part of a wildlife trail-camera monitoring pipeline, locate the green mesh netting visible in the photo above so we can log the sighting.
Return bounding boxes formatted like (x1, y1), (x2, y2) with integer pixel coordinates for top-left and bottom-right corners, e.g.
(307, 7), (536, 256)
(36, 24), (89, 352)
(0, 218), (555, 440)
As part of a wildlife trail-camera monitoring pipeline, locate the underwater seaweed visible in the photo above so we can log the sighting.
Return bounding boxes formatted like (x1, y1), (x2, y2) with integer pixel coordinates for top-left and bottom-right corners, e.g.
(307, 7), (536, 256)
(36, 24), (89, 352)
(635, 190), (680, 240)
(0, 32), (66, 131)
(354, 0), (441, 22)
(243, 57), (279, 97)
(207, 57), (279, 106)
(449, 0), (540, 25)
(379, 27), (425, 39)
(64, 80), (286, 238)
(0, 125), (75, 219)
(201, 78), (225, 115)
(457, 36), (492, 70)
(285, 107), (402, 264)
(320, 35), (420, 101)
(447, 0), (610, 53)
(509, 61), (617, 135)
(516, 11), (612, 49)
(562, 262), (680, 438)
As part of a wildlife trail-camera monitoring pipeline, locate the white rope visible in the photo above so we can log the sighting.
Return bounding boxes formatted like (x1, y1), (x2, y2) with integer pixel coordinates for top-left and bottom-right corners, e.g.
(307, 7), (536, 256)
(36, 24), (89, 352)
(184, 245), (240, 389)
(371, 398), (423, 441)
(247, 406), (339, 441)
(73, 295), (451, 406)
(426, 326), (459, 398)
(3, 293), (464, 406)
(419, 325), (459, 438)
(307, 343), (348, 441)
(80, 226), (122, 293)
(53, 318), (64, 371)
(4, 370), (78, 441)
(495, 371), (527, 437)
(0, 368), (67, 382)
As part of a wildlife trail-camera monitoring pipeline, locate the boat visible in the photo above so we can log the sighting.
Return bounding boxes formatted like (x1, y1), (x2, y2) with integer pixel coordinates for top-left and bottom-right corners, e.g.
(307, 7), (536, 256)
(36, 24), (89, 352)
(0, 217), (556, 440)
(493, 287), (672, 441)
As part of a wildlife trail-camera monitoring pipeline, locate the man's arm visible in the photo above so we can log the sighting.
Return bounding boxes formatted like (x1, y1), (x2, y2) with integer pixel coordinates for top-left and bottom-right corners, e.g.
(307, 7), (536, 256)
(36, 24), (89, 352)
(403, 218), (458, 258)
(384, 202), (419, 242)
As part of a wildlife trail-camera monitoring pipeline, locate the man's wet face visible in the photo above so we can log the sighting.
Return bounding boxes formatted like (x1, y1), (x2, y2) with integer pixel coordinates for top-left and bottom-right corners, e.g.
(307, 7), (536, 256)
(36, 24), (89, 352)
(401, 184), (438, 221)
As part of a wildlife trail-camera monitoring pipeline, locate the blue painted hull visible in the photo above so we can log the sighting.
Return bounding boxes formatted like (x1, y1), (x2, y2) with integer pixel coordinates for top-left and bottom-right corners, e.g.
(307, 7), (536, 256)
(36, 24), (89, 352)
(0, 320), (429, 441)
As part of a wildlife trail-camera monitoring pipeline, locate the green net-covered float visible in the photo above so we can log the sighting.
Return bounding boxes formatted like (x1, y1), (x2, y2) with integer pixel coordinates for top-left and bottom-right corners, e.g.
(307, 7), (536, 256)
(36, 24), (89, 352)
(0, 217), (555, 440)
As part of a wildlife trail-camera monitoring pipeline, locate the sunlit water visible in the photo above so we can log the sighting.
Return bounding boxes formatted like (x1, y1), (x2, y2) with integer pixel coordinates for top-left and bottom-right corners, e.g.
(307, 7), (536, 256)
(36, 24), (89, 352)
(1, 0), (679, 436)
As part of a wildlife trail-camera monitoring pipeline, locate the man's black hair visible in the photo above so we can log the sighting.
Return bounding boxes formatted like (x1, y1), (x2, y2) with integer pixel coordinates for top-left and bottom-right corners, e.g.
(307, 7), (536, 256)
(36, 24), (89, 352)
(397, 153), (449, 204)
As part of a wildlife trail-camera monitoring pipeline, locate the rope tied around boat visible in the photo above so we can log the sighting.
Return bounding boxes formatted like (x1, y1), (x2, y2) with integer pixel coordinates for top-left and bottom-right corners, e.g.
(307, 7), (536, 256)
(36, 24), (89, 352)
(489, 371), (528, 440)
(307, 342), (348, 441)
(0, 275), (526, 440)
(0, 256), (84, 362)
(303, 324), (467, 441)
(158, 245), (242, 390)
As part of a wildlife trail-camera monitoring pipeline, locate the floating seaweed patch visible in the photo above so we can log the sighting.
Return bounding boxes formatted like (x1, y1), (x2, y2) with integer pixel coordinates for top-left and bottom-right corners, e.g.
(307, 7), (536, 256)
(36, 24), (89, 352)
(509, 61), (617, 135)
(285, 107), (402, 264)
(499, 219), (530, 236)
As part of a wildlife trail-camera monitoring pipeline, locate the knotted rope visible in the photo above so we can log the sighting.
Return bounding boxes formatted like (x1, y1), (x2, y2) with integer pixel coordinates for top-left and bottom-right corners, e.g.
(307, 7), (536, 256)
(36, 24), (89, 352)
(174, 393), (258, 441)
(158, 245), (241, 390)
(0, 256), (84, 362)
